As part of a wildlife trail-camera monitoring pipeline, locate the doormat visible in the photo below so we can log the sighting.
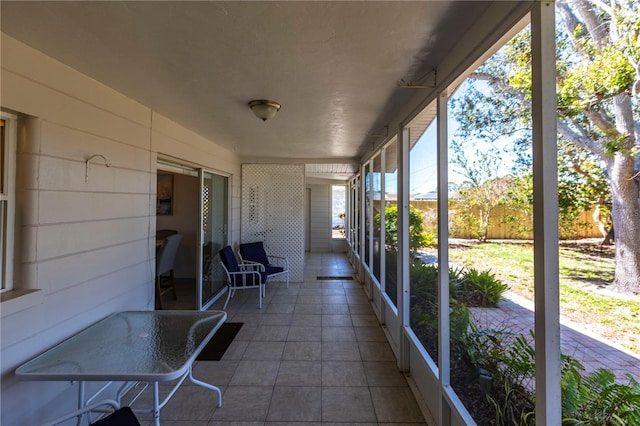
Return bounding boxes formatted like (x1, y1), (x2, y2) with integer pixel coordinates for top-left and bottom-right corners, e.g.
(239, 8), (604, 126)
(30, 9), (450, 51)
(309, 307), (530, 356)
(196, 322), (243, 361)
(316, 276), (353, 280)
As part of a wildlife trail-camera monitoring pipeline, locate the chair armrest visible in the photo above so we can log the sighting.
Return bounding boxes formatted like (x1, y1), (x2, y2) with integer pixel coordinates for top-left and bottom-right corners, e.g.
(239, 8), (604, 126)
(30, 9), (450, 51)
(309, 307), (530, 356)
(227, 270), (263, 285)
(266, 255), (289, 269)
(239, 260), (265, 272)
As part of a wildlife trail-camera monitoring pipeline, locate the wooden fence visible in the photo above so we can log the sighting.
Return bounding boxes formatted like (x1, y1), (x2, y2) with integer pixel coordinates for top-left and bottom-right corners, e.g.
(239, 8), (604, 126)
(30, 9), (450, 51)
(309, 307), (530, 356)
(406, 200), (605, 240)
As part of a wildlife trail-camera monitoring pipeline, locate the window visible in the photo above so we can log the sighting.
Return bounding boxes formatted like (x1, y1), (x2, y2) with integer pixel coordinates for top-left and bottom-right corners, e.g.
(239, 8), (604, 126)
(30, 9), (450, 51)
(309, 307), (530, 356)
(383, 138), (398, 306)
(0, 112), (16, 292)
(372, 154), (382, 282)
(331, 185), (346, 239)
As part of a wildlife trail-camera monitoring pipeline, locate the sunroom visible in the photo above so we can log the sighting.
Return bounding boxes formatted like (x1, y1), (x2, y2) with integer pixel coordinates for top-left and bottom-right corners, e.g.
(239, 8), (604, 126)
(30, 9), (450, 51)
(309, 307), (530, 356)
(0, 1), (567, 425)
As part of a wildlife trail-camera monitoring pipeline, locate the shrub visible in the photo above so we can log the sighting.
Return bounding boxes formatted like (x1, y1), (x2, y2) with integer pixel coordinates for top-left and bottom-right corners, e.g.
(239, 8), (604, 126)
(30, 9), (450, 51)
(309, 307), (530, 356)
(463, 329), (640, 426)
(380, 205), (432, 256)
(409, 263), (468, 363)
(561, 368), (640, 426)
(409, 258), (638, 425)
(459, 268), (509, 307)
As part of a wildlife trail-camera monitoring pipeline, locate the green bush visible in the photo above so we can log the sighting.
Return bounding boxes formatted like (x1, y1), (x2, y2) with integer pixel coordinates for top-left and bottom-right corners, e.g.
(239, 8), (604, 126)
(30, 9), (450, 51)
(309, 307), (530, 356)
(459, 267), (509, 307)
(409, 263), (468, 363)
(380, 205), (432, 256)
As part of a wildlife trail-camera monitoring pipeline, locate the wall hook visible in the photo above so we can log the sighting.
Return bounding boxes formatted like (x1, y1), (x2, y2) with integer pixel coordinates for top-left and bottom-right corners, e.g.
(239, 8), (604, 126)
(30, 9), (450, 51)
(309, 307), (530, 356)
(85, 154), (112, 183)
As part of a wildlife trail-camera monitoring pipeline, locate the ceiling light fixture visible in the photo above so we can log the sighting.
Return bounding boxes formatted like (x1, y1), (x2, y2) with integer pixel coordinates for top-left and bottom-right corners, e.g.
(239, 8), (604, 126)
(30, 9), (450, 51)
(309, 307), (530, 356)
(248, 99), (281, 121)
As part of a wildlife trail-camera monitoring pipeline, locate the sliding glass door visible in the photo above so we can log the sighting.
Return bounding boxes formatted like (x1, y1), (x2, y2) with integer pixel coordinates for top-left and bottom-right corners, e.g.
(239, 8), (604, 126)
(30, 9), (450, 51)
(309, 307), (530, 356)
(198, 170), (228, 310)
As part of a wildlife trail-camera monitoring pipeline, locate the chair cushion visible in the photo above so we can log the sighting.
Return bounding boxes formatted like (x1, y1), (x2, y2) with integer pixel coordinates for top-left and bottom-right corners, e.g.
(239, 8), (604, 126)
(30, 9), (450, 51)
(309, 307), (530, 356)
(219, 246), (240, 272)
(90, 407), (140, 426)
(266, 265), (284, 275)
(240, 242), (270, 266)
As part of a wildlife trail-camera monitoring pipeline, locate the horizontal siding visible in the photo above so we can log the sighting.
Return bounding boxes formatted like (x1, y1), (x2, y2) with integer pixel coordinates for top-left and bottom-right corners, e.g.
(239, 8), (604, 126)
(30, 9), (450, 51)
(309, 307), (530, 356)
(0, 35), (150, 127)
(2, 70), (151, 149)
(0, 33), (243, 426)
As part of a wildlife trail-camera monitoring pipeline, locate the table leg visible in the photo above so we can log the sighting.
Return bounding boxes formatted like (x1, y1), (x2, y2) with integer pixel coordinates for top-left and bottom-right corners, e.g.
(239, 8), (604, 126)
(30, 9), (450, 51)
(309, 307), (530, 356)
(153, 382), (160, 426)
(77, 382), (85, 426)
(188, 365), (222, 407)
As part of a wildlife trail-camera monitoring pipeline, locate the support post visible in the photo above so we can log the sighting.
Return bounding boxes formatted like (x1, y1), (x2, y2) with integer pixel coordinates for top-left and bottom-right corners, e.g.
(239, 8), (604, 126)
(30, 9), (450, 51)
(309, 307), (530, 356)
(531, 2), (561, 425)
(437, 91), (451, 425)
(398, 126), (411, 372)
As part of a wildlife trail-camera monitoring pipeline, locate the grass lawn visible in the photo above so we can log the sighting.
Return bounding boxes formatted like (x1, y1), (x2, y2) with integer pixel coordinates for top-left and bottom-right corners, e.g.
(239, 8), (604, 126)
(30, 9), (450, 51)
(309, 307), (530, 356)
(445, 240), (640, 354)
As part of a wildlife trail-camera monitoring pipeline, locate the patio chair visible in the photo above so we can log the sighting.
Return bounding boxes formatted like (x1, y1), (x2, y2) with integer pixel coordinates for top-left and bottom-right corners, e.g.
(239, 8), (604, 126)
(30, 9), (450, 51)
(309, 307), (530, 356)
(155, 233), (182, 309)
(238, 241), (289, 288)
(219, 245), (268, 309)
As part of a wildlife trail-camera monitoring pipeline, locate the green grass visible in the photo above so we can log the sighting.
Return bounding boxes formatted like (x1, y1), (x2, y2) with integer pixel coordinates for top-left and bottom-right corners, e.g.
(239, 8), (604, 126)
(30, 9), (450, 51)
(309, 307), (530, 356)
(446, 241), (640, 354)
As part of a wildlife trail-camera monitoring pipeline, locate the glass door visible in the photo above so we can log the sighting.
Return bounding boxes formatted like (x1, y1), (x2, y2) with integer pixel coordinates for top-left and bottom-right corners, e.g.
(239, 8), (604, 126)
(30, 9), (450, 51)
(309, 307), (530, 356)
(198, 170), (228, 310)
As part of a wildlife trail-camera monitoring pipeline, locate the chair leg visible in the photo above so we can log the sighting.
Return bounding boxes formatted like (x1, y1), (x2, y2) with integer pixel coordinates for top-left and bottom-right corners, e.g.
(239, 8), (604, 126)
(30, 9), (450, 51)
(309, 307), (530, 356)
(169, 270), (177, 300)
(223, 287), (232, 309)
(155, 276), (164, 310)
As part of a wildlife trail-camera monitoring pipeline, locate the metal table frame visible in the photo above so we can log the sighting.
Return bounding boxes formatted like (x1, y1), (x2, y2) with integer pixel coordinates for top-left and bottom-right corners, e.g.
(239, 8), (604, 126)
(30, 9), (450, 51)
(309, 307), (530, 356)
(16, 310), (227, 426)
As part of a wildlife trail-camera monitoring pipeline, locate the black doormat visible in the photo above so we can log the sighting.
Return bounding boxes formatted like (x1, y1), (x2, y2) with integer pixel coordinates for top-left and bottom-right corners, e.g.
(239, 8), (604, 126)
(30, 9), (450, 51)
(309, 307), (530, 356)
(317, 276), (353, 280)
(196, 322), (243, 361)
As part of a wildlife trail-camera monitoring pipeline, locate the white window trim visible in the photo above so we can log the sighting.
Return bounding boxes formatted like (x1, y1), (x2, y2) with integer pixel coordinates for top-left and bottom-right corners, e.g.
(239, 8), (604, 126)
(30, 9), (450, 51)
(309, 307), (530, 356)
(0, 111), (16, 294)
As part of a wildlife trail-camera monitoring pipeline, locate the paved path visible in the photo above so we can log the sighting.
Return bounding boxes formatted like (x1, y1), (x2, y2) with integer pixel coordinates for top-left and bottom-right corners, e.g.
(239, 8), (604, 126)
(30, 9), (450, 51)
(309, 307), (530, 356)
(416, 251), (640, 383)
(471, 292), (640, 383)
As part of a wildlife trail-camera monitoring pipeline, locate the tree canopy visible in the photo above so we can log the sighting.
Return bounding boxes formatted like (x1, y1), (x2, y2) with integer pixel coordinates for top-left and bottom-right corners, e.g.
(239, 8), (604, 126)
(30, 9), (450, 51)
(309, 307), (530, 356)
(450, 0), (640, 293)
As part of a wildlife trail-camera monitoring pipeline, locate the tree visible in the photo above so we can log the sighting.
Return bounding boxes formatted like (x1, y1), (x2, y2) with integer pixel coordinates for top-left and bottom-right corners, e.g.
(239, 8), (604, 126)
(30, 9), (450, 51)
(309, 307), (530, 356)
(449, 136), (514, 240)
(452, 0), (640, 293)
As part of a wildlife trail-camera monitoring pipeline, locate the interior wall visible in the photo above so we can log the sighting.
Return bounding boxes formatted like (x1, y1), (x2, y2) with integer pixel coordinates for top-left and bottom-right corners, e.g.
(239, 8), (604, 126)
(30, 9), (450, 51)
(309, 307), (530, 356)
(307, 184), (331, 252)
(156, 172), (199, 279)
(0, 33), (242, 425)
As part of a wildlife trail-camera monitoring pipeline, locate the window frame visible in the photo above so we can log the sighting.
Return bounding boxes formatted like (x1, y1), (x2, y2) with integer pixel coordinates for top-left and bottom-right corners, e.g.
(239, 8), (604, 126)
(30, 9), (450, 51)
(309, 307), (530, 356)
(0, 111), (17, 293)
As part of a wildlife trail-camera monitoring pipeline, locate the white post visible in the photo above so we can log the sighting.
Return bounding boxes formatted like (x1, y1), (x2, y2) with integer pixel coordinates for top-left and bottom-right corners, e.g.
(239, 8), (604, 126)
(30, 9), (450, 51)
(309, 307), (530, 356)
(398, 126), (411, 372)
(379, 149), (386, 324)
(437, 91), (451, 425)
(360, 165), (366, 278)
(531, 2), (561, 424)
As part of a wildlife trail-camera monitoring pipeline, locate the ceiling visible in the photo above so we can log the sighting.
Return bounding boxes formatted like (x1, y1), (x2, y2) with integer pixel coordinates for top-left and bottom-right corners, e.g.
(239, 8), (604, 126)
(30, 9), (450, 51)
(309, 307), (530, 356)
(1, 1), (517, 180)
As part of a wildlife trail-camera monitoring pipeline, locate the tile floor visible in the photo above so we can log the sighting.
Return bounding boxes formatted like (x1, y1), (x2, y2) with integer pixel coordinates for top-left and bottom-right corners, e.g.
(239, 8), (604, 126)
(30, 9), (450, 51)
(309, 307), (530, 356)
(132, 253), (430, 425)
(148, 250), (640, 425)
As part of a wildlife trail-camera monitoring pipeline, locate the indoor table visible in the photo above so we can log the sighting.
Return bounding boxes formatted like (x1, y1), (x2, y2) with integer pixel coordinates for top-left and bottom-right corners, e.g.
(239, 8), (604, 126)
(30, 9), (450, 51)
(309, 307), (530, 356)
(16, 310), (227, 426)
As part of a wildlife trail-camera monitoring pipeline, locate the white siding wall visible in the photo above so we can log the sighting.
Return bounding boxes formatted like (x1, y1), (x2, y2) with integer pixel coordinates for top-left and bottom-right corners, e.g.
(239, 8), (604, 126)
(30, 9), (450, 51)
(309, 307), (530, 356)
(307, 184), (331, 252)
(0, 33), (242, 425)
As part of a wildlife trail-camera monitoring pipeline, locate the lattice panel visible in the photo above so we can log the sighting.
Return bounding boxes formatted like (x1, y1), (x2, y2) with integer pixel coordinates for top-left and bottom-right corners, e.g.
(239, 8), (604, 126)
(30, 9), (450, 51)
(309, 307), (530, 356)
(242, 164), (305, 282)
(202, 184), (210, 236)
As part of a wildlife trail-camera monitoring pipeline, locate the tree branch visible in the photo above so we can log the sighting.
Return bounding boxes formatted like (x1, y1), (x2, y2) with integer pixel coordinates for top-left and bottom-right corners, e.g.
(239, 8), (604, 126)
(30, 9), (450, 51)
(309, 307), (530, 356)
(557, 119), (605, 156)
(588, 0), (614, 20)
(584, 108), (616, 134)
(557, 0), (592, 56)
(470, 71), (618, 158)
(469, 72), (530, 105)
(572, 0), (609, 46)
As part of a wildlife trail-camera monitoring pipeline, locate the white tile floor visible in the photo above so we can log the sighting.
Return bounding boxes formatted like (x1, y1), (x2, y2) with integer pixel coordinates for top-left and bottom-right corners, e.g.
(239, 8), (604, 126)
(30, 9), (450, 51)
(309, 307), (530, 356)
(133, 253), (430, 425)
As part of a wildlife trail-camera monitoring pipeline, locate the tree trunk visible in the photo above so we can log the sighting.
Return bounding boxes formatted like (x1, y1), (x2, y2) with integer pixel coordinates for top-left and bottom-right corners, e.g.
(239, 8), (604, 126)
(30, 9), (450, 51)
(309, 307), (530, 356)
(609, 154), (640, 293)
(609, 94), (640, 294)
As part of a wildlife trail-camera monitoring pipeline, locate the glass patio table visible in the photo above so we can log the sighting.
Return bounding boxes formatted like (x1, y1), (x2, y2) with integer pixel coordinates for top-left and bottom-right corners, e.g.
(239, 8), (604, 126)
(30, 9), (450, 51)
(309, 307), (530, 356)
(16, 310), (227, 426)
